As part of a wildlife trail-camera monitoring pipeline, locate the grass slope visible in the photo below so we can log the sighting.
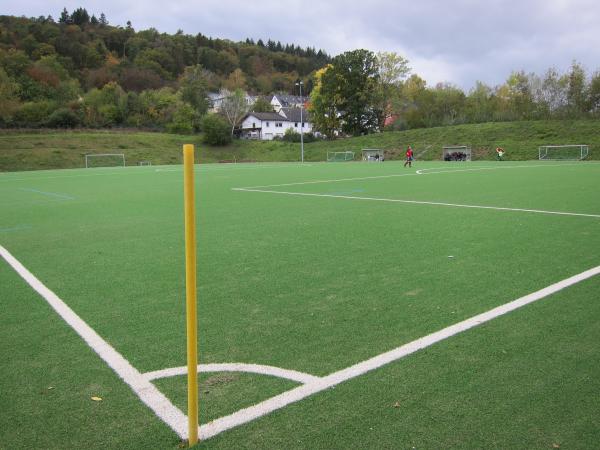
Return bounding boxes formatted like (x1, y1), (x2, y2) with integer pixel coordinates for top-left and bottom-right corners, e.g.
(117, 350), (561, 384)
(1, 119), (599, 172)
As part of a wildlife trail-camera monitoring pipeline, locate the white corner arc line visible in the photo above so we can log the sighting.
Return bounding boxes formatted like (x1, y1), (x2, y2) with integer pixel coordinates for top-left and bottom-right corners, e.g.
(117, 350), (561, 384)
(144, 363), (321, 384)
(0, 245), (189, 439)
(233, 188), (600, 219)
(199, 265), (600, 440)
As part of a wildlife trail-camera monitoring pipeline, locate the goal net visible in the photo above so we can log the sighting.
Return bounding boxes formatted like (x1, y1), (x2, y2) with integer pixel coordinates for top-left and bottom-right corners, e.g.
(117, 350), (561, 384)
(362, 149), (384, 162)
(442, 146), (471, 161)
(538, 145), (589, 160)
(327, 151), (355, 162)
(85, 153), (126, 168)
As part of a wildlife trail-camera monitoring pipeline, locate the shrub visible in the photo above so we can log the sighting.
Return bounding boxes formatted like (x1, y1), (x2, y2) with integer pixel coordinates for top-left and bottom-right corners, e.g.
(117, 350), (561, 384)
(13, 101), (55, 127)
(45, 107), (81, 128)
(201, 114), (231, 146)
(166, 103), (199, 134)
(282, 128), (317, 142)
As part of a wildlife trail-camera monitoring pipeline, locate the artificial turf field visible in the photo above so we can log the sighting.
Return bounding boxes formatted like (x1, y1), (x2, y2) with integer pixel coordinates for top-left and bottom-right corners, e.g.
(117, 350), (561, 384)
(1, 159), (599, 449)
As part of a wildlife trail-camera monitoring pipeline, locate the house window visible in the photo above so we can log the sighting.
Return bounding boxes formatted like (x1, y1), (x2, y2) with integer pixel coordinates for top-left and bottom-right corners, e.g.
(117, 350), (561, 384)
(302, 123), (305, 128)
(266, 122), (270, 127)
(252, 122), (256, 128)
(276, 122), (283, 127)
(295, 123), (298, 127)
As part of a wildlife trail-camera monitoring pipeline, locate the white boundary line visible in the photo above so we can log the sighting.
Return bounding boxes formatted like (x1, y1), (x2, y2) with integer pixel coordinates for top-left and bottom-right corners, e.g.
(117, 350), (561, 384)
(144, 363), (320, 384)
(236, 161), (598, 190)
(199, 265), (600, 440)
(0, 245), (189, 439)
(18, 188), (75, 200)
(232, 188), (600, 219)
(2, 243), (599, 441)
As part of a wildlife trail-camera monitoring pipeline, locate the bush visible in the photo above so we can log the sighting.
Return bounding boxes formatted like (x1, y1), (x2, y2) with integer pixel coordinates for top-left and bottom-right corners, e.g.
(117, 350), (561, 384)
(45, 107), (81, 128)
(166, 103), (199, 134)
(13, 101), (55, 127)
(282, 128), (318, 142)
(201, 114), (231, 146)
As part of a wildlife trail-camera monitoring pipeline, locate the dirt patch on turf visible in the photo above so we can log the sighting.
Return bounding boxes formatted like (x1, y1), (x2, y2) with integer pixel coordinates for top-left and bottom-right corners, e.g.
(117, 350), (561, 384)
(403, 288), (423, 297)
(203, 373), (239, 387)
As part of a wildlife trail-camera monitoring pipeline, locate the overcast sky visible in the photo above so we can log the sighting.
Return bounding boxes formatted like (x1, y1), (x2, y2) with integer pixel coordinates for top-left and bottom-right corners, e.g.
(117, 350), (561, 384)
(5, 0), (600, 90)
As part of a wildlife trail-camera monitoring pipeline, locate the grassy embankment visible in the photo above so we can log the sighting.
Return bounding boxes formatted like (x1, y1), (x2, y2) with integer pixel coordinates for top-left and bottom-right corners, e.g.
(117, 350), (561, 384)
(1, 119), (599, 171)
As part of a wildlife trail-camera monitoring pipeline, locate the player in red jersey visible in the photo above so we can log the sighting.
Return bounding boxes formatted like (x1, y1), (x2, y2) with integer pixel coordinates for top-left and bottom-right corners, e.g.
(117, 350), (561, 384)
(404, 145), (414, 167)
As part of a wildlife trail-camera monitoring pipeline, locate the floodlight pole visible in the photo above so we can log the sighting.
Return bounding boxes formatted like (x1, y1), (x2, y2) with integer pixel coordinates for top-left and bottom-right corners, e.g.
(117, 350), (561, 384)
(296, 81), (304, 163)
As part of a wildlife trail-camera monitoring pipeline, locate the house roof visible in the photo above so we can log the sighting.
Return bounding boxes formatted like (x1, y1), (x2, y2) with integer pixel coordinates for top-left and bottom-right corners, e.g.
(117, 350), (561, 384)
(245, 112), (287, 122)
(272, 94), (306, 106)
(279, 107), (311, 123)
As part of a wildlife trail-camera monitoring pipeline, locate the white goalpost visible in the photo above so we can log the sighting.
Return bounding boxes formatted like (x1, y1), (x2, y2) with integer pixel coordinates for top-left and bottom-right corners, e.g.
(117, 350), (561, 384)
(85, 153), (126, 168)
(327, 151), (355, 162)
(442, 146), (471, 161)
(538, 145), (589, 160)
(362, 149), (384, 162)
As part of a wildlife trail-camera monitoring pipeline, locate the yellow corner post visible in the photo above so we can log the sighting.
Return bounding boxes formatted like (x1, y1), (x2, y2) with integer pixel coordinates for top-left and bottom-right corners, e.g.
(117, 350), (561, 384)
(183, 144), (199, 446)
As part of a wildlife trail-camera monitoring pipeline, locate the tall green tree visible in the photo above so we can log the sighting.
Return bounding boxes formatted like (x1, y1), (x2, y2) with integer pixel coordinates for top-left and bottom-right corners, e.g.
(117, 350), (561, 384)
(332, 49), (380, 135)
(309, 64), (342, 138)
(178, 65), (209, 115)
(373, 51), (410, 130)
(567, 61), (588, 116)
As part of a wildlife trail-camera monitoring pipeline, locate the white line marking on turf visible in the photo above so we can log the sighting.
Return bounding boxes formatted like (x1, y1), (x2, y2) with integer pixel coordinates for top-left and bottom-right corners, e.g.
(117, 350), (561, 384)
(144, 363), (321, 384)
(235, 162), (595, 189)
(0, 245), (189, 439)
(18, 188), (75, 200)
(232, 188), (600, 219)
(4, 239), (600, 441)
(154, 163), (314, 173)
(0, 225), (32, 233)
(199, 265), (600, 440)
(414, 162), (599, 175)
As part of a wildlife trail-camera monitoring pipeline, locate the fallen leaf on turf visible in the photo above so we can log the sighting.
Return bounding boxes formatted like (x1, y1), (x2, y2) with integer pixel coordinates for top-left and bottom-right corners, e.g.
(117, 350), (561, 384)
(552, 444), (560, 449)
(91, 396), (102, 401)
(393, 402), (401, 408)
(47, 386), (54, 390)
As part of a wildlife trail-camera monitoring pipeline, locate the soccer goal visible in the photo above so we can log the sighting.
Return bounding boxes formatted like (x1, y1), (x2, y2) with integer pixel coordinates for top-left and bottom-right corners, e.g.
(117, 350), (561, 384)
(538, 145), (589, 160)
(85, 153), (126, 168)
(442, 146), (471, 161)
(362, 149), (384, 162)
(327, 151), (355, 162)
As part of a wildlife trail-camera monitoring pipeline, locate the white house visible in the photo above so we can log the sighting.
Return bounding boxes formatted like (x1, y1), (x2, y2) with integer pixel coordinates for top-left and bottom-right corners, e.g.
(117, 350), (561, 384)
(239, 107), (312, 140)
(208, 89), (258, 113)
(270, 94), (306, 112)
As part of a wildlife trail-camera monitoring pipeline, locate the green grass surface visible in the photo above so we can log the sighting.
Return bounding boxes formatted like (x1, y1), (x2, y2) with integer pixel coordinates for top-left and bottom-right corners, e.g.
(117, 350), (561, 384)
(1, 159), (599, 448)
(1, 119), (599, 172)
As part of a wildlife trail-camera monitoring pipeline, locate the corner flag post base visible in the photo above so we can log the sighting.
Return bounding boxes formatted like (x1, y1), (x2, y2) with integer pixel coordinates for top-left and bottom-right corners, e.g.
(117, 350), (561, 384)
(183, 144), (199, 446)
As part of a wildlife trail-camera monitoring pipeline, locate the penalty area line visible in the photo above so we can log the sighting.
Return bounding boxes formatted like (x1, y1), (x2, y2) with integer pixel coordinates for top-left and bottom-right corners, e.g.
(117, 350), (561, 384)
(199, 265), (600, 440)
(0, 245), (189, 439)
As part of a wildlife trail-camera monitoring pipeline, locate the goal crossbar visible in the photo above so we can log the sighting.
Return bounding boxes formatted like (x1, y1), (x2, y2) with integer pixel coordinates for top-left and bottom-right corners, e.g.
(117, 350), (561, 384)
(538, 145), (589, 160)
(327, 151), (355, 162)
(442, 146), (471, 161)
(85, 153), (126, 168)
(362, 149), (384, 162)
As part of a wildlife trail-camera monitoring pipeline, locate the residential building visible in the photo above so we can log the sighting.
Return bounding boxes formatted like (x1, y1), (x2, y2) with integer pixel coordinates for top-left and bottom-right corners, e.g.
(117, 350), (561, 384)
(207, 90), (258, 113)
(239, 107), (312, 140)
(271, 94), (307, 112)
